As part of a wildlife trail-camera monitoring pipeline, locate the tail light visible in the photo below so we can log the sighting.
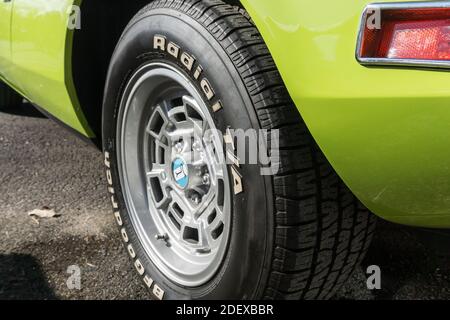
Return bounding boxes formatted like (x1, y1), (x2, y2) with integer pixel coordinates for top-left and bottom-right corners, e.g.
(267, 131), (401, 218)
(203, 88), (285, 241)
(356, 2), (450, 68)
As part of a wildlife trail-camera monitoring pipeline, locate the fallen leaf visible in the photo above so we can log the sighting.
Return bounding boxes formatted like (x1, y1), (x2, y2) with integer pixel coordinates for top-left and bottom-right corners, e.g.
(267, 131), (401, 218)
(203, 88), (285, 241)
(28, 208), (60, 219)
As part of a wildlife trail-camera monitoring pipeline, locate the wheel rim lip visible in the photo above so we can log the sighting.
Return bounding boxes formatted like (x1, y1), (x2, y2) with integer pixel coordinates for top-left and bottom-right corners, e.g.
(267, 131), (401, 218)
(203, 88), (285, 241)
(116, 62), (231, 287)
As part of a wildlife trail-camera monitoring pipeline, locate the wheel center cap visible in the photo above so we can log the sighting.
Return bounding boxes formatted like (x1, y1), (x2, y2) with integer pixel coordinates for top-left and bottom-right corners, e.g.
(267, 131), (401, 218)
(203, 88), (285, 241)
(172, 157), (189, 189)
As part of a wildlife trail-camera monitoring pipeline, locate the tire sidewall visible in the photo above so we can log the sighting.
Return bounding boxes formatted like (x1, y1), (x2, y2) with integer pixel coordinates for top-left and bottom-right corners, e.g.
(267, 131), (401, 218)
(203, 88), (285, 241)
(102, 8), (273, 300)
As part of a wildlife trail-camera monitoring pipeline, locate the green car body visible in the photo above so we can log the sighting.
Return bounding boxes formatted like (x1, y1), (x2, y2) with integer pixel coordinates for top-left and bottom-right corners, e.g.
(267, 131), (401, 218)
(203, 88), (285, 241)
(1, 0), (449, 228)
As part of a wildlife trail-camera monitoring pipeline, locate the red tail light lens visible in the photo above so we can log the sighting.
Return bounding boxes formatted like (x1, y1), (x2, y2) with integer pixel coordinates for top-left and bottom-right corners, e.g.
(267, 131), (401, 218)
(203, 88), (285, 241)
(387, 20), (450, 60)
(357, 3), (450, 67)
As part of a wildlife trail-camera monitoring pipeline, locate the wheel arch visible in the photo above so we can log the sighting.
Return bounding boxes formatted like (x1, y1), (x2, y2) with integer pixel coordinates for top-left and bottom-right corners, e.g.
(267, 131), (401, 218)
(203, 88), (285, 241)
(72, 0), (244, 142)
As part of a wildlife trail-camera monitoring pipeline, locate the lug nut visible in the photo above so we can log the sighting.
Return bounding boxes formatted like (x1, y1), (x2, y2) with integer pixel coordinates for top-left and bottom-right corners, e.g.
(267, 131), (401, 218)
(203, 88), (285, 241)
(191, 193), (201, 205)
(202, 173), (210, 185)
(175, 142), (183, 153)
(192, 141), (201, 152)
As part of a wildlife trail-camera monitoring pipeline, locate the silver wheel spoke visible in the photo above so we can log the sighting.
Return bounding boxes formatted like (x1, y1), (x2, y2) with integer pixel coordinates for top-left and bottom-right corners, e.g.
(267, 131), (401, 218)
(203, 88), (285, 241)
(202, 204), (224, 248)
(146, 105), (170, 141)
(167, 197), (187, 237)
(197, 221), (212, 252)
(147, 163), (165, 176)
(147, 183), (171, 209)
(146, 164), (171, 188)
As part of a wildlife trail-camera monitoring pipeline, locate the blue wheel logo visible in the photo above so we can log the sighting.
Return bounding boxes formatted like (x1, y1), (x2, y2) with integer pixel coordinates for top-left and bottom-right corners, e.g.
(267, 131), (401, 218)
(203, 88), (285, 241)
(172, 158), (188, 189)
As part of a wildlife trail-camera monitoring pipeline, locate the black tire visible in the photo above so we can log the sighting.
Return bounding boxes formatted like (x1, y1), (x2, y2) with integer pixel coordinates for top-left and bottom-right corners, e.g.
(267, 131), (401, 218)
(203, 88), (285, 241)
(0, 81), (22, 110)
(102, 0), (376, 300)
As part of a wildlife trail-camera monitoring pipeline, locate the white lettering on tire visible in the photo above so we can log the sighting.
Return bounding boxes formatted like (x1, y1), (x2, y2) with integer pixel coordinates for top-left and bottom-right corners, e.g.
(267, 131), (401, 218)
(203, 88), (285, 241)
(104, 151), (165, 300)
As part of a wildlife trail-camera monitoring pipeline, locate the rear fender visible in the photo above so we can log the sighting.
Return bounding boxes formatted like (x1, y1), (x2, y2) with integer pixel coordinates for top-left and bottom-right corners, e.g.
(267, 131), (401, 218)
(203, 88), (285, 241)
(242, 0), (450, 228)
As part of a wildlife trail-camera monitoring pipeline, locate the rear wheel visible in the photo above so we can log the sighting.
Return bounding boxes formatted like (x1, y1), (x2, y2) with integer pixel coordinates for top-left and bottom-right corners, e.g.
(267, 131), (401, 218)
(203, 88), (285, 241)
(0, 81), (22, 111)
(102, 0), (376, 300)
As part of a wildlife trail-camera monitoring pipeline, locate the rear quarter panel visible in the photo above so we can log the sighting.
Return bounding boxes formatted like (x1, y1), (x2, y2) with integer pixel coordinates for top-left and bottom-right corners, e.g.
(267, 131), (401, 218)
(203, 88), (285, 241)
(242, 0), (450, 228)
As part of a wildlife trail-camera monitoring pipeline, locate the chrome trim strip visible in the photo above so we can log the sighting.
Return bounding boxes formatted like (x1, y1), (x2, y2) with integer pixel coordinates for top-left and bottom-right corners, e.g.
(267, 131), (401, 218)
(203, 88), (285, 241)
(356, 1), (450, 69)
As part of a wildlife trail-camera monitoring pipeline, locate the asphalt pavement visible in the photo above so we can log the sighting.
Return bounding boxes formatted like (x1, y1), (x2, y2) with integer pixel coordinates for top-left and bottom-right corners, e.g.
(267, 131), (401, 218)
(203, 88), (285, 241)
(1, 104), (449, 300)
